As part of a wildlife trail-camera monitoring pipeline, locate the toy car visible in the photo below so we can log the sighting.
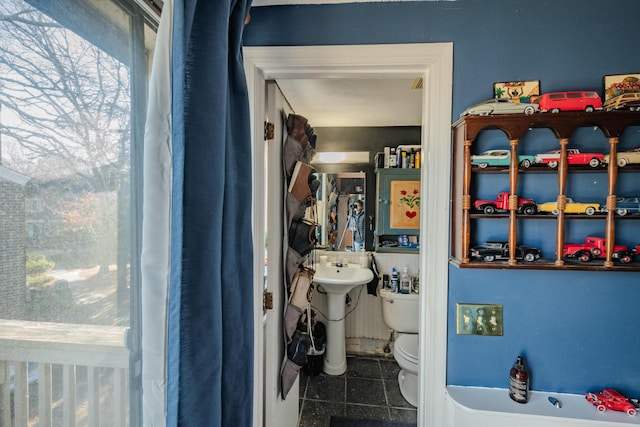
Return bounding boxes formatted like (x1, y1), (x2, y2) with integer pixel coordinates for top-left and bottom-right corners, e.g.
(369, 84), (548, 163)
(470, 149), (536, 169)
(460, 98), (539, 117)
(474, 191), (537, 215)
(537, 197), (600, 216)
(609, 197), (640, 216)
(622, 99), (640, 111)
(562, 236), (634, 263)
(601, 196), (640, 216)
(532, 91), (602, 113)
(470, 241), (541, 263)
(534, 148), (604, 168)
(604, 147), (640, 167)
(603, 92), (640, 111)
(585, 389), (637, 416)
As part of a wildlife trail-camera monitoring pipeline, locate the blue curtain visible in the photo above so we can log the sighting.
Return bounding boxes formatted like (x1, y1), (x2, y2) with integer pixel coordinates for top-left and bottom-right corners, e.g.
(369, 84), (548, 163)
(167, 1), (254, 425)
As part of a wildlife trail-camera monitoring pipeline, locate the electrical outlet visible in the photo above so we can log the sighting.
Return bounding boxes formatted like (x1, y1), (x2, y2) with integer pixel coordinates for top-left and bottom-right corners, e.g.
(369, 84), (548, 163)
(456, 303), (503, 336)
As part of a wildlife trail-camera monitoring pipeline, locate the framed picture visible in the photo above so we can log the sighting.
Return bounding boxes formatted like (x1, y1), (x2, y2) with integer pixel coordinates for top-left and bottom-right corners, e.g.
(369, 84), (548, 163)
(493, 80), (540, 103)
(456, 303), (503, 336)
(389, 180), (420, 229)
(602, 73), (640, 102)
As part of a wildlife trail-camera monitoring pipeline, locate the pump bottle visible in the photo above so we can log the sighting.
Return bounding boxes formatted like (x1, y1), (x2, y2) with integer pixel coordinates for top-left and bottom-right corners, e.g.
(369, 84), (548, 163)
(509, 356), (529, 403)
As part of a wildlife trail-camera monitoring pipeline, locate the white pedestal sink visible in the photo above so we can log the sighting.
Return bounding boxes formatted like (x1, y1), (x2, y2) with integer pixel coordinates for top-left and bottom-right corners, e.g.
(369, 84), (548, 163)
(313, 263), (373, 375)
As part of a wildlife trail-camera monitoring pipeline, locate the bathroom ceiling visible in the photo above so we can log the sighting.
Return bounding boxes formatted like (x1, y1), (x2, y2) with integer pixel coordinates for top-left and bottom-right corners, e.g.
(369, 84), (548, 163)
(275, 77), (423, 127)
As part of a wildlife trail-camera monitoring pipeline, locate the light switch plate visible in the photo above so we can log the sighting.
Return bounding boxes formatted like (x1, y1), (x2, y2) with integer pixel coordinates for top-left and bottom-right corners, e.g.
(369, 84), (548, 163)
(456, 303), (503, 336)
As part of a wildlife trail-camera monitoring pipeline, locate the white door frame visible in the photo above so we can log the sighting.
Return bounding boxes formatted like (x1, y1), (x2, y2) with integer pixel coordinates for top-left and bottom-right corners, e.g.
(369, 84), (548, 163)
(245, 43), (453, 427)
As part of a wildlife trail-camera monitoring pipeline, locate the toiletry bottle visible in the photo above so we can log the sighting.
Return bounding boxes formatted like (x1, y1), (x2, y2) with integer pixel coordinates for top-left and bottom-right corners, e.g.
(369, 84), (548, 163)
(382, 274), (390, 290)
(389, 148), (397, 167)
(509, 356), (529, 403)
(412, 269), (420, 293)
(400, 266), (411, 294)
(390, 267), (398, 293)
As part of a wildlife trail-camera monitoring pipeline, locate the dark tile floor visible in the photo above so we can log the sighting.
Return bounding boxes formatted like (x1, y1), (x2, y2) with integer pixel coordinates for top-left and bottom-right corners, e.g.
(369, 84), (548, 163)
(297, 355), (417, 427)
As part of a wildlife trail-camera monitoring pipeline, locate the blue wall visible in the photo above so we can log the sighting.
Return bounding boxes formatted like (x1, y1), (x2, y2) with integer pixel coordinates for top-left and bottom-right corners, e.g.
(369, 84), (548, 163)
(245, 0), (640, 395)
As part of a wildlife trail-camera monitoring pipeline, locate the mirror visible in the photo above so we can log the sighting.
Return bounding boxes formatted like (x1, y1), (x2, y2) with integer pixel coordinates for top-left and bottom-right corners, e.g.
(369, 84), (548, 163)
(315, 172), (366, 251)
(305, 126), (421, 252)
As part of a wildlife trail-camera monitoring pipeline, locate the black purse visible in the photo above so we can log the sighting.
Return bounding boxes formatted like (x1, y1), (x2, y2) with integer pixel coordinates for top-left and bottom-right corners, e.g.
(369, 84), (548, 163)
(288, 218), (318, 257)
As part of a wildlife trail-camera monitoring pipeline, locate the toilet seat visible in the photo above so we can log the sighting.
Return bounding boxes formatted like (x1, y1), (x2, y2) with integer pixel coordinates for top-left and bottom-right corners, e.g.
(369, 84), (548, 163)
(394, 333), (419, 372)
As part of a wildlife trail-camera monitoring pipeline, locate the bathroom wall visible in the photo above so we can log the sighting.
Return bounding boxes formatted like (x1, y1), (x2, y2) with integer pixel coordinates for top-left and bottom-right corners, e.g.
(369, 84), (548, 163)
(246, 0), (640, 396)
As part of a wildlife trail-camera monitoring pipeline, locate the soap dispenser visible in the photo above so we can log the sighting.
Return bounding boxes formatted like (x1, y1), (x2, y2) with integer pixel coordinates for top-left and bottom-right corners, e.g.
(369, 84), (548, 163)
(509, 356), (529, 403)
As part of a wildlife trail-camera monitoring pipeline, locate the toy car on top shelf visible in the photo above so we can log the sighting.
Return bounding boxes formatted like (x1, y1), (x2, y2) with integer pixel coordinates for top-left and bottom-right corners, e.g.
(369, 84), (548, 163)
(561, 236), (636, 264)
(604, 147), (640, 167)
(534, 148), (604, 168)
(531, 91), (602, 113)
(603, 92), (640, 111)
(536, 197), (600, 216)
(470, 241), (541, 263)
(585, 389), (637, 416)
(621, 99), (640, 111)
(470, 149), (536, 168)
(460, 98), (539, 117)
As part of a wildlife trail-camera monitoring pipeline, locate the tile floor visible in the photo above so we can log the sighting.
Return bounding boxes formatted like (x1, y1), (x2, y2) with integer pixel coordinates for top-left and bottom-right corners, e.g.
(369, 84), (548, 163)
(297, 355), (417, 427)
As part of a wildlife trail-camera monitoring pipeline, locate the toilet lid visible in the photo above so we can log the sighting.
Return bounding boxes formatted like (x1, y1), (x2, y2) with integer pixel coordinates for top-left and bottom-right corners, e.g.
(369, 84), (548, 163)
(395, 334), (419, 365)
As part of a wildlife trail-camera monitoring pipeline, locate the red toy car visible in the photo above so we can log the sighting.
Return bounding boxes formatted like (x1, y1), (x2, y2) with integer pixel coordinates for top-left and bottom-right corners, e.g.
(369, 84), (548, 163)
(585, 389), (637, 416)
(533, 91), (602, 113)
(562, 236), (634, 264)
(474, 191), (537, 215)
(534, 148), (604, 168)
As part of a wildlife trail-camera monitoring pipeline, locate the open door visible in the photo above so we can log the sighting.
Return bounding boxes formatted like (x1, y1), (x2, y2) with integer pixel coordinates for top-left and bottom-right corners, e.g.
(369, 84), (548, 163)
(262, 81), (298, 427)
(247, 44), (453, 427)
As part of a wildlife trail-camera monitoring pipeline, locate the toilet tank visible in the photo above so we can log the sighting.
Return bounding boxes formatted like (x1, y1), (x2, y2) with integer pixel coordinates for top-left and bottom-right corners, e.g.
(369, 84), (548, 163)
(379, 288), (419, 334)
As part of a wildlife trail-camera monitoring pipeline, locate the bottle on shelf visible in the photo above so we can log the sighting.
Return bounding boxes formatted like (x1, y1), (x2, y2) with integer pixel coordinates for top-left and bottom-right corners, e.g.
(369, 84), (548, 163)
(412, 269), (420, 293)
(509, 356), (529, 404)
(400, 266), (411, 294)
(390, 267), (398, 292)
(389, 148), (397, 168)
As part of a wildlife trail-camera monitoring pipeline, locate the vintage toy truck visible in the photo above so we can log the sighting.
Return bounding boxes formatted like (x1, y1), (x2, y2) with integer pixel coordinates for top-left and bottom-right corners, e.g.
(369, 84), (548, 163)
(585, 389), (637, 416)
(474, 192), (537, 215)
(562, 236), (635, 263)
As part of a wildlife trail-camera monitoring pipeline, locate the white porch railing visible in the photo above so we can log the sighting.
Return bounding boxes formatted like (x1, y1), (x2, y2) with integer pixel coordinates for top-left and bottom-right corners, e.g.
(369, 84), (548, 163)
(0, 319), (129, 427)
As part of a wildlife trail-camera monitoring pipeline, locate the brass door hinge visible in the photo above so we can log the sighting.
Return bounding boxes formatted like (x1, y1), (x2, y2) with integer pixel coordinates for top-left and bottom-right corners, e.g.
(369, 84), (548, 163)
(264, 121), (274, 140)
(263, 291), (273, 310)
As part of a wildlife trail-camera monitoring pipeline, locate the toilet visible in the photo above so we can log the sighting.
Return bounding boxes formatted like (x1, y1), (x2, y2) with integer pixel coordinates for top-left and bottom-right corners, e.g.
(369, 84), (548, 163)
(380, 288), (420, 407)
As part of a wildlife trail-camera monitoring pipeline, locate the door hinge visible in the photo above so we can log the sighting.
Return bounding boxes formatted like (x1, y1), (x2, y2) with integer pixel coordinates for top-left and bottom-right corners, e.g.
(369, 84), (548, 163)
(263, 291), (273, 310)
(264, 121), (274, 140)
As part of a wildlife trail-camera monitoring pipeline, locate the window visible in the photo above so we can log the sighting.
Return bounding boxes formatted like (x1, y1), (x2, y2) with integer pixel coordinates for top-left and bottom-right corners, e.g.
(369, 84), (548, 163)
(0, 0), (155, 425)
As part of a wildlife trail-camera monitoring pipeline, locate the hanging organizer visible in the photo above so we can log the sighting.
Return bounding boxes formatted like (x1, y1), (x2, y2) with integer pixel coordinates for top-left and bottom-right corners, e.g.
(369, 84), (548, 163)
(279, 113), (320, 398)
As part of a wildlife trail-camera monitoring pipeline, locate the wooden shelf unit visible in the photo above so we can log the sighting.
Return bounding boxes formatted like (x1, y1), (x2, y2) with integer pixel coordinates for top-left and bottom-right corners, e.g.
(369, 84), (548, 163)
(451, 111), (640, 270)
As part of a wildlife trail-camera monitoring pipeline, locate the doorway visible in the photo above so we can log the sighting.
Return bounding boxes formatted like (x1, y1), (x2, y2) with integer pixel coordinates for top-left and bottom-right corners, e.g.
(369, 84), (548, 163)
(245, 43), (453, 427)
